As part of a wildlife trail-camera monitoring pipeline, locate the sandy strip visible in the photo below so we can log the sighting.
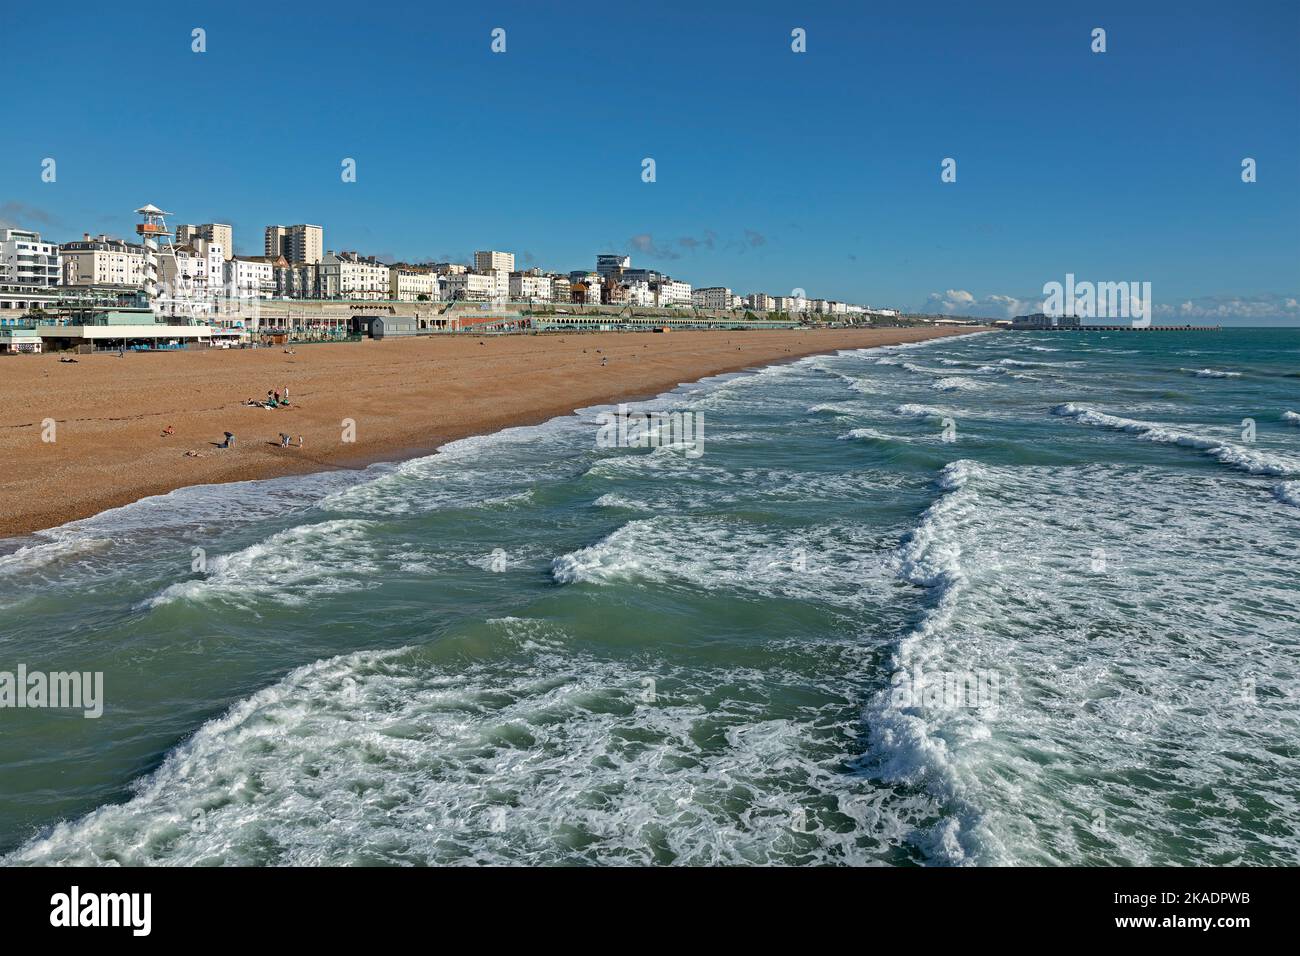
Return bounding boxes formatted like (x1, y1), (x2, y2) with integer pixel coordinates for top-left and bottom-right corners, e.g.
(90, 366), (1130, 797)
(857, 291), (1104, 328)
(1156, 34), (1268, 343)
(0, 327), (987, 537)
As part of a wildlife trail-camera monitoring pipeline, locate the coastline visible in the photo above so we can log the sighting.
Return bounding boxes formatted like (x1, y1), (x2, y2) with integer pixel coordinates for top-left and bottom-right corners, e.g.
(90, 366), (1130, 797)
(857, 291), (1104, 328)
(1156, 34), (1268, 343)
(0, 326), (989, 538)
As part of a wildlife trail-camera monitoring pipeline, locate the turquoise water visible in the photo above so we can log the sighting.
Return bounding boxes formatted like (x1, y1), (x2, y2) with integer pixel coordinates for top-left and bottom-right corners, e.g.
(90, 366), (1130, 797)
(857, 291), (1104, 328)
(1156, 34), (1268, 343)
(1, 328), (1297, 866)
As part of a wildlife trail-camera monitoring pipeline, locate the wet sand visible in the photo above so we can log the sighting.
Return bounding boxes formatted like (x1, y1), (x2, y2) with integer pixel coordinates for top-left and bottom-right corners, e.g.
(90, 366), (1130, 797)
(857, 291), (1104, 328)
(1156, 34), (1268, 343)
(0, 326), (988, 537)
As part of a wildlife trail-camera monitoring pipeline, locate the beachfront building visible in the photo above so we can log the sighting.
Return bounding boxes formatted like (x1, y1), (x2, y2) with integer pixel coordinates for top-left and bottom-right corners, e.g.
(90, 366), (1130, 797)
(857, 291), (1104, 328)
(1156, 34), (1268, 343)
(813, 300), (848, 315)
(550, 275), (571, 303)
(622, 280), (655, 307)
(271, 260), (320, 299)
(652, 278), (692, 307)
(0, 328), (43, 353)
(570, 278), (600, 305)
(158, 240), (225, 312)
(443, 271), (497, 301)
(509, 272), (553, 302)
(60, 235), (146, 287)
(596, 254), (630, 278)
(432, 262), (467, 275)
(772, 294), (809, 313)
(319, 251), (389, 300)
(746, 292), (775, 311)
(389, 266), (439, 301)
(35, 294), (217, 352)
(474, 250), (515, 274)
(0, 229), (61, 288)
(265, 224), (324, 264)
(175, 223), (233, 260)
(602, 279), (629, 306)
(692, 287), (734, 311)
(224, 256), (277, 298)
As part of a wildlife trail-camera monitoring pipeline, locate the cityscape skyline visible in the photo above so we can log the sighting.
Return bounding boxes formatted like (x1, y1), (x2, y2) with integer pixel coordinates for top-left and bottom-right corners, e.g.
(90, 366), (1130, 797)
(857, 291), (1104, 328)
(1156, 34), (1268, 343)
(1, 0), (1297, 324)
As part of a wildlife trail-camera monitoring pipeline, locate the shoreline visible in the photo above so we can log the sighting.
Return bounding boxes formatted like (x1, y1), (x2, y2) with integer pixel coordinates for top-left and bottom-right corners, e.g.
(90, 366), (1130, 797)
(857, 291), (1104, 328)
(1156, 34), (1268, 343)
(1, 327), (989, 539)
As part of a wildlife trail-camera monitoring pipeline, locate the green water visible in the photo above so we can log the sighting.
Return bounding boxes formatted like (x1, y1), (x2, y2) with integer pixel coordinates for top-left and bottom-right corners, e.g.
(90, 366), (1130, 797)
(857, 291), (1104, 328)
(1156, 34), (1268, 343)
(1, 329), (1297, 865)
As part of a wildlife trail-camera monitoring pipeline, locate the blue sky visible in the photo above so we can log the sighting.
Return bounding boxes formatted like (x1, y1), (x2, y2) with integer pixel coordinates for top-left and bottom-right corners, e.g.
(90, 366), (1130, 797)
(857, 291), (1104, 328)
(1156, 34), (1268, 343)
(2, 0), (1297, 322)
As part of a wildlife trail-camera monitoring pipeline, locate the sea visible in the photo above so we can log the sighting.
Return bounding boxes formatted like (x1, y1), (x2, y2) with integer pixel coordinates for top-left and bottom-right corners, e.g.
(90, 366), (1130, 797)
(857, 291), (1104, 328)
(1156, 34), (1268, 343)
(1, 328), (1297, 866)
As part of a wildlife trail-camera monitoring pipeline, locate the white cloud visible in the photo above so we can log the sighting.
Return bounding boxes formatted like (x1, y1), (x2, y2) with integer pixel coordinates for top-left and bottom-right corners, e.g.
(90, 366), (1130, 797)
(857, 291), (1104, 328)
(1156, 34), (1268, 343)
(1158, 294), (1300, 320)
(922, 289), (1042, 318)
(919, 289), (1299, 322)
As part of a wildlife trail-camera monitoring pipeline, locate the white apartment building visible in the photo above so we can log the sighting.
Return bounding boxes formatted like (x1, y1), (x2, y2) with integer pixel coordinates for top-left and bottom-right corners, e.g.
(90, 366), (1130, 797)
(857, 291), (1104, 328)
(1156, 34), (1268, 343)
(159, 240), (224, 306)
(474, 250), (515, 273)
(550, 276), (571, 303)
(389, 267), (439, 301)
(60, 234), (145, 287)
(175, 224), (233, 260)
(320, 251), (388, 299)
(772, 295), (809, 313)
(509, 272), (553, 302)
(224, 256), (277, 298)
(692, 287), (734, 311)
(746, 292), (775, 311)
(266, 224), (324, 264)
(443, 271), (498, 301)
(0, 229), (61, 288)
(623, 280), (655, 307)
(489, 269), (509, 301)
(812, 299), (848, 315)
(653, 278), (692, 307)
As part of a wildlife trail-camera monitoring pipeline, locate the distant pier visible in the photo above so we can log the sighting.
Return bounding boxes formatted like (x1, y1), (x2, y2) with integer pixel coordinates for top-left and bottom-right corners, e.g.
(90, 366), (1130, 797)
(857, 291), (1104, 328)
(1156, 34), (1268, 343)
(1009, 314), (1220, 332)
(1044, 324), (1220, 332)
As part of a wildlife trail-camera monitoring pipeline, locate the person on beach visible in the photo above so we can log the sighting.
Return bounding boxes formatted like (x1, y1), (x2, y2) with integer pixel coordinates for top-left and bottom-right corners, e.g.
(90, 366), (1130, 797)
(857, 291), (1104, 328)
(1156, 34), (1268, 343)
(297, 435), (304, 448)
(162, 425), (175, 436)
(219, 432), (235, 449)
(279, 432), (291, 447)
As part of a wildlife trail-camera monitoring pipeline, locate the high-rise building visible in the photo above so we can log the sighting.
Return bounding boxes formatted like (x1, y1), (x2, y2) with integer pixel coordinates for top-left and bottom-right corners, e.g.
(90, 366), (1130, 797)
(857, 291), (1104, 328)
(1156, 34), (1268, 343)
(596, 254), (630, 278)
(265, 224), (324, 264)
(473, 250), (515, 273)
(175, 223), (234, 260)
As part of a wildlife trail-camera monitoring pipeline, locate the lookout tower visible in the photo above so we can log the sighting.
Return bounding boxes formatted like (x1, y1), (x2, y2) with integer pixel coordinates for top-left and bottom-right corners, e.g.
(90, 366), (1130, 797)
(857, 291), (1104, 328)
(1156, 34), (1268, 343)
(135, 204), (172, 301)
